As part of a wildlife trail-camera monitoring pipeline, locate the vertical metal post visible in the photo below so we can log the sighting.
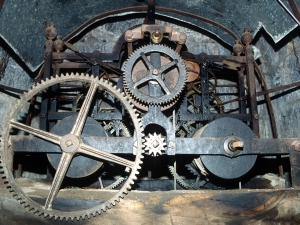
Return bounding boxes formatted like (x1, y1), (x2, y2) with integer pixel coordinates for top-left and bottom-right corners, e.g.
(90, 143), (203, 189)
(242, 29), (259, 137)
(245, 45), (259, 137)
(146, 0), (155, 24)
(201, 65), (210, 121)
(40, 40), (54, 131)
(238, 67), (247, 114)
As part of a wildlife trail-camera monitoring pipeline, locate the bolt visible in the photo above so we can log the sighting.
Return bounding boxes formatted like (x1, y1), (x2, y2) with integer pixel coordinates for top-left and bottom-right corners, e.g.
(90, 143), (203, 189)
(151, 30), (163, 43)
(179, 33), (187, 41)
(152, 68), (159, 75)
(65, 139), (73, 147)
(152, 140), (159, 148)
(231, 141), (244, 149)
(154, 30), (160, 38)
(125, 30), (133, 38)
(254, 114), (259, 120)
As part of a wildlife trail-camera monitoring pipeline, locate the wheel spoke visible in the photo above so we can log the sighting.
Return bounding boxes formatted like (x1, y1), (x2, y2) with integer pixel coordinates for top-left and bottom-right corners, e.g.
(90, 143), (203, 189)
(158, 60), (178, 74)
(10, 120), (61, 145)
(133, 76), (151, 89)
(140, 53), (154, 70)
(155, 77), (171, 95)
(79, 143), (135, 168)
(45, 152), (73, 209)
(71, 82), (98, 136)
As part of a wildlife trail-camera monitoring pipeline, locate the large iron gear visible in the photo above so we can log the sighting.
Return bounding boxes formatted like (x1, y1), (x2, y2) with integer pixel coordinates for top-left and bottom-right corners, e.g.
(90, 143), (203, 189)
(123, 45), (186, 105)
(0, 73), (144, 221)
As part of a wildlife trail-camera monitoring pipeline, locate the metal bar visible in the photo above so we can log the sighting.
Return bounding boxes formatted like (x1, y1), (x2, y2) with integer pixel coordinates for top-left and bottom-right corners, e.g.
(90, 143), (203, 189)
(188, 54), (246, 63)
(278, 0), (300, 25)
(53, 62), (90, 69)
(146, 0), (155, 24)
(254, 62), (282, 177)
(238, 67), (247, 114)
(0, 84), (26, 93)
(47, 111), (122, 121)
(63, 6), (240, 43)
(245, 45), (259, 137)
(287, 0), (300, 23)
(256, 80), (300, 97)
(40, 40), (54, 131)
(11, 136), (297, 155)
(201, 66), (210, 120)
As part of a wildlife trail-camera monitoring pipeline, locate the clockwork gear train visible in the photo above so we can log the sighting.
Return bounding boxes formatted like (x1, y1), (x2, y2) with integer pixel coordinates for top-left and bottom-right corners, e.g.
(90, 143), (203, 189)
(1, 1), (300, 221)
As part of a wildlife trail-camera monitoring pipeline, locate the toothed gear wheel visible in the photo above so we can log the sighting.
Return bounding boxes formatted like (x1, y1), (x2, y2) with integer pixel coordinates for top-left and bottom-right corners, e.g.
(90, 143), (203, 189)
(144, 132), (166, 156)
(168, 164), (208, 190)
(103, 120), (131, 137)
(101, 120), (131, 190)
(0, 73), (144, 221)
(123, 45), (186, 105)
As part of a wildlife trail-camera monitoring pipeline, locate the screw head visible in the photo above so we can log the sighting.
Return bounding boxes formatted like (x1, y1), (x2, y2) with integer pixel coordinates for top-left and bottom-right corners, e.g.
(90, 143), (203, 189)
(125, 30), (133, 38)
(152, 68), (159, 75)
(152, 140), (159, 148)
(65, 140), (73, 147)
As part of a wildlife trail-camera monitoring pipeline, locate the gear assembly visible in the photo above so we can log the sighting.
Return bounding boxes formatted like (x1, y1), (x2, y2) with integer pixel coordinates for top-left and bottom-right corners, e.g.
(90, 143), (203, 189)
(1, 0), (300, 221)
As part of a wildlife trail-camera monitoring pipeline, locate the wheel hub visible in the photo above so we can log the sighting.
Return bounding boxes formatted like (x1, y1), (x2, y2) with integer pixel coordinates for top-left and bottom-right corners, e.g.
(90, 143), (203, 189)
(60, 134), (80, 153)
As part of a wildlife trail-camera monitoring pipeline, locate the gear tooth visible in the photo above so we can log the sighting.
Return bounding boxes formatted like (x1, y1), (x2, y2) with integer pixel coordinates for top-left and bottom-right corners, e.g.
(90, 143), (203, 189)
(119, 193), (124, 198)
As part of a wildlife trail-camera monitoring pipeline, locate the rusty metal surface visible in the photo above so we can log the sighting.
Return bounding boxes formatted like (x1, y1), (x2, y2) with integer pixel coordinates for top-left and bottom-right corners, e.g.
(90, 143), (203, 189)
(0, 0), (299, 72)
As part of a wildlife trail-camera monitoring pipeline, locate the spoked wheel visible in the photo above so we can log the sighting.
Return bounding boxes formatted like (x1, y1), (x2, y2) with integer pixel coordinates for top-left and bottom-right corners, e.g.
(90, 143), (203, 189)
(0, 73), (144, 221)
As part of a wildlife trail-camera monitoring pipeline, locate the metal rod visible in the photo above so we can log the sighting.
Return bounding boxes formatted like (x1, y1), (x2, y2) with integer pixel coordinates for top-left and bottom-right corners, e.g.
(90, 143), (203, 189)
(288, 0), (300, 23)
(277, 0), (300, 25)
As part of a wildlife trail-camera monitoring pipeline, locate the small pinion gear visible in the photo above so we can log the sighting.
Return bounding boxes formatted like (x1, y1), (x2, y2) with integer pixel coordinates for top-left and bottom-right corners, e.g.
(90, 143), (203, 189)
(144, 132), (166, 156)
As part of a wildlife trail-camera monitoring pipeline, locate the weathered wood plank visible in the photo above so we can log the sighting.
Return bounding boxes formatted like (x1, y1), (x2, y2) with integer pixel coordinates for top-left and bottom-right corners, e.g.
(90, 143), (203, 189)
(1, 182), (300, 225)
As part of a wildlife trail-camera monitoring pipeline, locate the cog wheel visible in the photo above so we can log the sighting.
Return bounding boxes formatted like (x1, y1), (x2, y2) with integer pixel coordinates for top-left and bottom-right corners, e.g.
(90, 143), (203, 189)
(103, 120), (131, 137)
(123, 86), (177, 112)
(101, 120), (131, 189)
(0, 73), (144, 221)
(168, 164), (208, 190)
(144, 132), (166, 156)
(123, 45), (186, 105)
